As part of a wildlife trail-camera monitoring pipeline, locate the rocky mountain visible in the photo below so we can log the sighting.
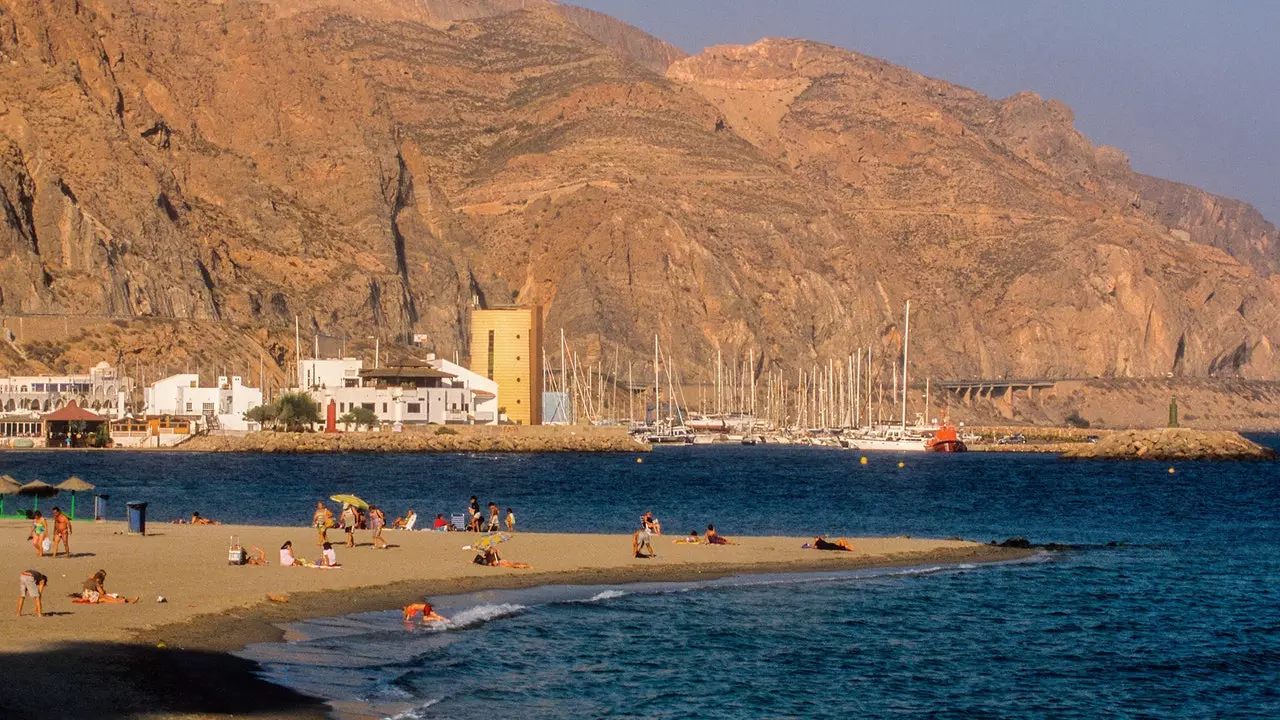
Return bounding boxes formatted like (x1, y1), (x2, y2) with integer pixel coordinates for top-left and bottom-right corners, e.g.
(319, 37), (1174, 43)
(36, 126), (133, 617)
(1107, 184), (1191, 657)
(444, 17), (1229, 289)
(1, 0), (1277, 385)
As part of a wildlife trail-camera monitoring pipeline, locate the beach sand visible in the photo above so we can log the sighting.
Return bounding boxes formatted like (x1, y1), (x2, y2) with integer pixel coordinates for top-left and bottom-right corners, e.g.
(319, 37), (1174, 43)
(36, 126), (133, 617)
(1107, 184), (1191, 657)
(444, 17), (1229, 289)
(0, 519), (1030, 718)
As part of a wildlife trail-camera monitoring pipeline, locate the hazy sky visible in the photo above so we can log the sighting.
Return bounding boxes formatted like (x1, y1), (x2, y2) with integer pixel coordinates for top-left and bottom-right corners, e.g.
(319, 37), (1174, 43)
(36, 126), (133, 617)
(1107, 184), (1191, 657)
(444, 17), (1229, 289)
(572, 0), (1279, 222)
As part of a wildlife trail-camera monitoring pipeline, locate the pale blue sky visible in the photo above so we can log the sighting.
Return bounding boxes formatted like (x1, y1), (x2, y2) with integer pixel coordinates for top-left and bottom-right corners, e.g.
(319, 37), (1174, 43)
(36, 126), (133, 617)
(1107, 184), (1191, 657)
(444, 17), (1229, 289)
(573, 0), (1279, 222)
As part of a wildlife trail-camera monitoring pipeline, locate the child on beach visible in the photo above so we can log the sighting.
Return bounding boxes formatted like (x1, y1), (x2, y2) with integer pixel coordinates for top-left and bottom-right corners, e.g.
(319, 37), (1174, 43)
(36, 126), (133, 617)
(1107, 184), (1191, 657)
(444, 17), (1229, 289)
(319, 542), (340, 567)
(79, 570), (138, 604)
(18, 569), (47, 617)
(403, 602), (449, 624)
(51, 507), (72, 558)
(505, 508), (515, 533)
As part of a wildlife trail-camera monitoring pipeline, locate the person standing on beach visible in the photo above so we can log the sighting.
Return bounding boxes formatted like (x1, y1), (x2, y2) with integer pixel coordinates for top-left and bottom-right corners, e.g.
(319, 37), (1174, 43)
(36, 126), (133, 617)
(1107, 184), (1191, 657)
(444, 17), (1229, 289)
(313, 502), (334, 546)
(505, 508), (515, 533)
(369, 505), (388, 549)
(50, 507), (71, 558)
(340, 504), (359, 548)
(17, 569), (47, 617)
(30, 511), (49, 557)
(487, 502), (500, 532)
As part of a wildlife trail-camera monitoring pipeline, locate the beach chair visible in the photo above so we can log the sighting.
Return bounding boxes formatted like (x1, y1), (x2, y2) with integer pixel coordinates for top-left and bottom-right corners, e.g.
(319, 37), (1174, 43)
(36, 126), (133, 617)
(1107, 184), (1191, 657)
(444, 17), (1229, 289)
(401, 512), (418, 531)
(450, 513), (466, 531)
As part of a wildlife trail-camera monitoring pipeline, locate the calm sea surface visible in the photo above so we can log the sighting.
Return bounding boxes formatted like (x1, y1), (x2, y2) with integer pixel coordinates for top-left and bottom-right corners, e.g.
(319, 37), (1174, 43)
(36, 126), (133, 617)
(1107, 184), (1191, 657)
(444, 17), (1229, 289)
(5, 444), (1279, 718)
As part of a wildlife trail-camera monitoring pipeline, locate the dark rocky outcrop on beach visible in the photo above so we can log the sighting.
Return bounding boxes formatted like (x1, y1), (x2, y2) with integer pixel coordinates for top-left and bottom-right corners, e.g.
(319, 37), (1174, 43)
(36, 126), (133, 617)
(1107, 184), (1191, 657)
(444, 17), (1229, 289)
(175, 425), (647, 454)
(1060, 428), (1275, 461)
(3, 0), (1280, 386)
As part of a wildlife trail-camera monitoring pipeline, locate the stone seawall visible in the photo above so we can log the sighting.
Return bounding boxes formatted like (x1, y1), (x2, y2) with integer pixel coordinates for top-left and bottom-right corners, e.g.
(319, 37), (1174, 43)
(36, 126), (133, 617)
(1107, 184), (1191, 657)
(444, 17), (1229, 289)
(1060, 428), (1274, 460)
(175, 426), (648, 454)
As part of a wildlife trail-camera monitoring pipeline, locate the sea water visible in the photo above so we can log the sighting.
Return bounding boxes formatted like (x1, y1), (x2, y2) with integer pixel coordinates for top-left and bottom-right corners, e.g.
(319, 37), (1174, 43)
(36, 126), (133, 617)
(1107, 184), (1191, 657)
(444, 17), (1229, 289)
(6, 445), (1279, 717)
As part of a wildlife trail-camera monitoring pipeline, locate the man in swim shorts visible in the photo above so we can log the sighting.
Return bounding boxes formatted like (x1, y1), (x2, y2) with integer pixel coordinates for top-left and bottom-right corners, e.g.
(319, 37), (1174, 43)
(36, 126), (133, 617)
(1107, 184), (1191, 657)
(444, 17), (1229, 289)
(18, 569), (47, 617)
(51, 507), (72, 558)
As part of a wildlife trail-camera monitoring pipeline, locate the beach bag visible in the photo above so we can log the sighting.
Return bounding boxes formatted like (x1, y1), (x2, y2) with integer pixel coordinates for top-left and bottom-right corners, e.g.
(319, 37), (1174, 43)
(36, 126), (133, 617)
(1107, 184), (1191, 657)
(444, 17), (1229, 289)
(42, 537), (52, 553)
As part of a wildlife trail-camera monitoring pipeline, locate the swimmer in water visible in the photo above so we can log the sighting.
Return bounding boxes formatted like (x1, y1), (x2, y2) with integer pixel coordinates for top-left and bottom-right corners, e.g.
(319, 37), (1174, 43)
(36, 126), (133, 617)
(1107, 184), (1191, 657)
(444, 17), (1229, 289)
(403, 602), (449, 624)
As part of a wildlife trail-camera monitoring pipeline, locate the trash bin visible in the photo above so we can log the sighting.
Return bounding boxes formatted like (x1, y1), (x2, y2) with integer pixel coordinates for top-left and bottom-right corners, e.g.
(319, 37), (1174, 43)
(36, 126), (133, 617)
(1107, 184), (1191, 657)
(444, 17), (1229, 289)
(126, 501), (148, 535)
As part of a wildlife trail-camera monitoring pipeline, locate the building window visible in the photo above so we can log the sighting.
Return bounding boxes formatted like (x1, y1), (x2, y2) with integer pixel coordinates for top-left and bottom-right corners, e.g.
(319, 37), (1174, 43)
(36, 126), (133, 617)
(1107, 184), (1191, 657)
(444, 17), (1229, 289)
(361, 403), (375, 411)
(382, 403), (388, 413)
(407, 403), (421, 414)
(487, 330), (495, 380)
(185, 402), (192, 412)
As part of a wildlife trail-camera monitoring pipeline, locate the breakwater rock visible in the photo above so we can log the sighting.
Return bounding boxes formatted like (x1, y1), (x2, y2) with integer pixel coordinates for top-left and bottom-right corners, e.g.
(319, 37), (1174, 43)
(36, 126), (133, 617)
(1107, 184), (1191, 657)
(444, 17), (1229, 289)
(1060, 428), (1275, 460)
(176, 426), (648, 454)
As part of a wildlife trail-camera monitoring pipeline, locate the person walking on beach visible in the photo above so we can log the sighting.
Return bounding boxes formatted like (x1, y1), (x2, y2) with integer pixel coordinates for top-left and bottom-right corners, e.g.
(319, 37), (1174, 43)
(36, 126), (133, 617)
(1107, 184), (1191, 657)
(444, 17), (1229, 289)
(505, 508), (515, 533)
(17, 569), (47, 617)
(313, 502), (334, 546)
(50, 507), (72, 558)
(487, 502), (500, 532)
(369, 505), (388, 549)
(30, 511), (49, 557)
(340, 504), (359, 548)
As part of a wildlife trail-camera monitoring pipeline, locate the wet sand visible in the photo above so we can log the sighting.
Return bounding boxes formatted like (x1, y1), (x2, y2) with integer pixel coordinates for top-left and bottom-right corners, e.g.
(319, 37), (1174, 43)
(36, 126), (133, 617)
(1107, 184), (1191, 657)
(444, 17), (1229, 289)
(0, 520), (1030, 718)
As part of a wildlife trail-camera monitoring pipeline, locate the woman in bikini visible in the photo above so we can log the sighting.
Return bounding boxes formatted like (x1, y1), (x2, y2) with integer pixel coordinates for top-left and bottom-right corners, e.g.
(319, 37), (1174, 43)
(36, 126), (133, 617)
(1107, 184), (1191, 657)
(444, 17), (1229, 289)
(705, 524), (732, 545)
(30, 511), (48, 557)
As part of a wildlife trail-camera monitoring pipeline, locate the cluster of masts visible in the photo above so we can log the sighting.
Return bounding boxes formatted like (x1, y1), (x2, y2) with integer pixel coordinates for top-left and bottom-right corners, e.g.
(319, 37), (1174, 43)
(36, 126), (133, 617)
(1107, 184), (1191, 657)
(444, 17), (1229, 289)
(543, 301), (932, 433)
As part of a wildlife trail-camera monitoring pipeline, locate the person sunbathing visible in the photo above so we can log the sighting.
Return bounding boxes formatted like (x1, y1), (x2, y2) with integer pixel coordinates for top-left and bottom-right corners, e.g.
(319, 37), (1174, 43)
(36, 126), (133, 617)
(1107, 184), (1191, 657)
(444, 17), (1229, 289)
(812, 536), (855, 552)
(473, 547), (530, 569)
(80, 570), (138, 604)
(247, 546), (268, 565)
(403, 602), (449, 624)
(705, 524), (733, 545)
(392, 509), (417, 530)
(673, 530), (699, 544)
(190, 512), (220, 525)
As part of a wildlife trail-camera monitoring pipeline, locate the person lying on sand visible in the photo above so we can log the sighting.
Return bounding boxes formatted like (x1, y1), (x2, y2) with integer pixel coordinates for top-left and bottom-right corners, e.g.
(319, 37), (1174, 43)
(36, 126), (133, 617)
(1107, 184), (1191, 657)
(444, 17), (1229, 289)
(79, 570), (138, 604)
(403, 602), (449, 624)
(633, 525), (656, 558)
(473, 547), (531, 569)
(705, 524), (733, 545)
(673, 530), (699, 544)
(247, 546), (268, 565)
(190, 511), (221, 525)
(810, 536), (855, 552)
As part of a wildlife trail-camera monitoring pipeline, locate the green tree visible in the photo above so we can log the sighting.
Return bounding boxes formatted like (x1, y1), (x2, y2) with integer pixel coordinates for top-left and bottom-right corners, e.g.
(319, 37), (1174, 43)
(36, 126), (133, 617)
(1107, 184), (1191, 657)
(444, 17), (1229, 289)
(245, 404), (279, 429)
(343, 406), (378, 430)
(274, 392), (321, 432)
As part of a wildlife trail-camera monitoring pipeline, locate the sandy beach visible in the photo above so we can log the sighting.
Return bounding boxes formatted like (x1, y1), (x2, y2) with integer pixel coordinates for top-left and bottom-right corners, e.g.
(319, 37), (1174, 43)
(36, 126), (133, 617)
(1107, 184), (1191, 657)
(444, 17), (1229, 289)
(0, 519), (1029, 718)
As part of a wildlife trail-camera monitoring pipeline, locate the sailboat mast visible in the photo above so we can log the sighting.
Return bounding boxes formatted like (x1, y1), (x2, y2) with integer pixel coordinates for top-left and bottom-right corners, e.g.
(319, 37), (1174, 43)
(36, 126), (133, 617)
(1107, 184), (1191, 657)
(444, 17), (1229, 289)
(653, 335), (660, 425)
(901, 300), (911, 430)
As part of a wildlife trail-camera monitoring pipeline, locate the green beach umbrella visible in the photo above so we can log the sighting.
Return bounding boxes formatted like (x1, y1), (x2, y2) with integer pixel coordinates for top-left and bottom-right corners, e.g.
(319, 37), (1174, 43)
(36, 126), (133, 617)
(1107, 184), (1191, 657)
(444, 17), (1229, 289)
(57, 476), (95, 519)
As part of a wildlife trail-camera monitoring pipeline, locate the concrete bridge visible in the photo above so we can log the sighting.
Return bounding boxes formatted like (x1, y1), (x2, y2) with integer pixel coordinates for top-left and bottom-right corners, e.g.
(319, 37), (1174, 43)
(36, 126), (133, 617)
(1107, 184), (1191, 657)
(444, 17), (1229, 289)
(935, 378), (1067, 418)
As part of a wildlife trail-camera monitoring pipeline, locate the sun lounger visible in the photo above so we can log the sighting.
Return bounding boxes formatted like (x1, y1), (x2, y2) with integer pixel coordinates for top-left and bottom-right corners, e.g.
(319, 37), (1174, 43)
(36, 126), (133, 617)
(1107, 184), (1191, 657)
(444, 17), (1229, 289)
(450, 513), (466, 531)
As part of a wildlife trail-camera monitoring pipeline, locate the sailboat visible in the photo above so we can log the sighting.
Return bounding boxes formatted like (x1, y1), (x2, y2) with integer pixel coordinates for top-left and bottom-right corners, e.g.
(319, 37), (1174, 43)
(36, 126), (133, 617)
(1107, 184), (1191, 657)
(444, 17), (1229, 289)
(853, 300), (928, 452)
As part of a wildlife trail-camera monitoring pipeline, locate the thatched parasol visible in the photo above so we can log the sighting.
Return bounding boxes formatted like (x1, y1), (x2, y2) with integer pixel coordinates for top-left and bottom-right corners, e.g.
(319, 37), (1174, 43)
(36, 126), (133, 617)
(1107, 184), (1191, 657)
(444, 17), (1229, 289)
(0, 474), (20, 515)
(57, 476), (96, 518)
(18, 480), (58, 513)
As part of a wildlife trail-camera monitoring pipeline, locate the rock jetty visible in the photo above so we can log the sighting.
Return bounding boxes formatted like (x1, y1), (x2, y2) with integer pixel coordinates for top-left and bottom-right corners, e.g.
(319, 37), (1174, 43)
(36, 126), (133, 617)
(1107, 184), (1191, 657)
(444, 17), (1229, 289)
(176, 426), (648, 454)
(1060, 428), (1275, 460)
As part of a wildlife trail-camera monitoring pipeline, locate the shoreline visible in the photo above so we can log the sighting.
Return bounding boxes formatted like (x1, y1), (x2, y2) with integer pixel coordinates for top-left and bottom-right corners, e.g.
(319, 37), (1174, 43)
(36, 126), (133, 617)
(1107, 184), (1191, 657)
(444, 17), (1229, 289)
(0, 520), (1029, 718)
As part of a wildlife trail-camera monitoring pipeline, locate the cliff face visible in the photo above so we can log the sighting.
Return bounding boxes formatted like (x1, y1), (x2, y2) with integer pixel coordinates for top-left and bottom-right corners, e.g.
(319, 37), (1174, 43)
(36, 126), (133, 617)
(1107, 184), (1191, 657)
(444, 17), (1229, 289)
(0, 1), (1276, 383)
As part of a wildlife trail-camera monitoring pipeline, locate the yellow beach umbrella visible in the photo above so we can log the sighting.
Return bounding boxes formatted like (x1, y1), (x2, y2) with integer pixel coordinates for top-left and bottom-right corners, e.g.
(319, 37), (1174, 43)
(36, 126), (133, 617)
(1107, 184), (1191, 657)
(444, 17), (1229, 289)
(329, 494), (368, 509)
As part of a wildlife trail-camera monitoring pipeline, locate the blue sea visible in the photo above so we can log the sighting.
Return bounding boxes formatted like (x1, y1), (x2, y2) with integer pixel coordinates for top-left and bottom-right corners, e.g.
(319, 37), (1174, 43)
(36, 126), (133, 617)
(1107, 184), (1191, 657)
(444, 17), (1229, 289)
(4, 445), (1279, 718)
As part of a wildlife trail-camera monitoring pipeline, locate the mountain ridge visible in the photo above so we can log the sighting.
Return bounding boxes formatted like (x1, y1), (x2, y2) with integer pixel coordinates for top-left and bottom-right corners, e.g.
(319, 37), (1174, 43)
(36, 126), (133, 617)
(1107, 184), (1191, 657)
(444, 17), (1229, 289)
(1, 0), (1276, 386)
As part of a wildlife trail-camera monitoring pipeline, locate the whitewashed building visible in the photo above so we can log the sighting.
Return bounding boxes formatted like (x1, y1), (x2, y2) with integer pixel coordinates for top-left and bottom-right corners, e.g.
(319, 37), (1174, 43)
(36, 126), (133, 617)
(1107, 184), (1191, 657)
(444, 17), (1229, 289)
(145, 374), (264, 431)
(0, 361), (130, 416)
(298, 358), (363, 391)
(308, 357), (498, 426)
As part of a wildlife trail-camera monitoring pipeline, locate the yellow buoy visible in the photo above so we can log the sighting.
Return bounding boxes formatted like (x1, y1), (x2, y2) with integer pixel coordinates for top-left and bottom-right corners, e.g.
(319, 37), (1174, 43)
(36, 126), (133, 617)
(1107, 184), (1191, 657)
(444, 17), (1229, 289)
(1168, 467), (1175, 474)
(636, 458), (643, 463)
(897, 461), (905, 468)
(860, 457), (868, 465)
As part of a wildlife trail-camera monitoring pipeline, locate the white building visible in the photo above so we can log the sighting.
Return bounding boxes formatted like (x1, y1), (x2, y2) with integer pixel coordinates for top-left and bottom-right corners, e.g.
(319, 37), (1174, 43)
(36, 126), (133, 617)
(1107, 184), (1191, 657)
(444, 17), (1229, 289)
(145, 374), (264, 431)
(298, 358), (363, 391)
(307, 356), (498, 426)
(0, 360), (130, 416)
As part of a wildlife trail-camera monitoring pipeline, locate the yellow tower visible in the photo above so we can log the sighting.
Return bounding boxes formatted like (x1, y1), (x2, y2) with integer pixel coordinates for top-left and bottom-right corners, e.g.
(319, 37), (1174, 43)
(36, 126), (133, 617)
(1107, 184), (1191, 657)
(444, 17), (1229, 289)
(468, 306), (543, 425)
